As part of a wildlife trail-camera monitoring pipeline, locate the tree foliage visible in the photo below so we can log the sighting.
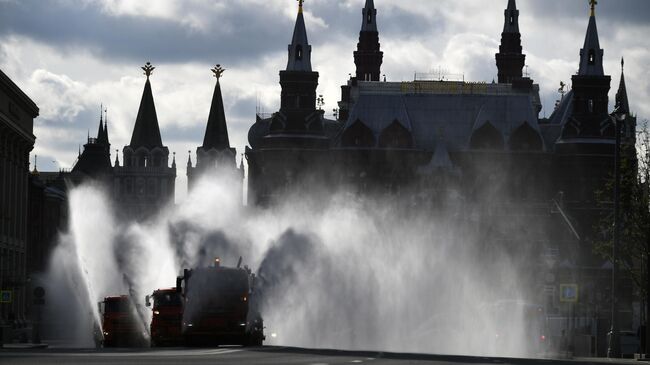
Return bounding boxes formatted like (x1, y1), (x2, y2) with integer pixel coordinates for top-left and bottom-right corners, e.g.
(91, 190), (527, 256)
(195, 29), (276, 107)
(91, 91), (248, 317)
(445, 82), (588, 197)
(594, 120), (650, 298)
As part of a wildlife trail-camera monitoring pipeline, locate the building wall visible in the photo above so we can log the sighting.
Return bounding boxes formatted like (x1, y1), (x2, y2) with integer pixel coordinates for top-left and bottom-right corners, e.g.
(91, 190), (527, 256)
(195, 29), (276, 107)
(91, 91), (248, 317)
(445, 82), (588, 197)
(0, 71), (38, 323)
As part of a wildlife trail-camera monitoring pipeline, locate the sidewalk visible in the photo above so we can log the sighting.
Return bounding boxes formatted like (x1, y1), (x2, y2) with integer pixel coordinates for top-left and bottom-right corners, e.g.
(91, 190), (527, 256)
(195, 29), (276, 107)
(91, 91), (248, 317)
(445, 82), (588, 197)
(2, 343), (49, 349)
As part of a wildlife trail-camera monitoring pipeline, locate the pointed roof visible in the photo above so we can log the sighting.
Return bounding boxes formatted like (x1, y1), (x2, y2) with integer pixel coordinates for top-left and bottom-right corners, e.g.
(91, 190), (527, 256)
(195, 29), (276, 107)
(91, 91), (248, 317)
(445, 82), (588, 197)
(361, 0), (378, 32)
(503, 0), (520, 33)
(286, 1), (312, 72)
(129, 63), (164, 149)
(615, 58), (630, 115)
(103, 110), (110, 145)
(96, 107), (105, 142)
(578, 8), (604, 76)
(202, 66), (231, 150)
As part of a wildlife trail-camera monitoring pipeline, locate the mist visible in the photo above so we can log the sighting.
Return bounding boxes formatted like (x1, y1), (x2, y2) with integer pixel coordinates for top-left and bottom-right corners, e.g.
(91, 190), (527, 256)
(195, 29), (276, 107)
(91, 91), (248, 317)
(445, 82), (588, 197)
(41, 168), (545, 357)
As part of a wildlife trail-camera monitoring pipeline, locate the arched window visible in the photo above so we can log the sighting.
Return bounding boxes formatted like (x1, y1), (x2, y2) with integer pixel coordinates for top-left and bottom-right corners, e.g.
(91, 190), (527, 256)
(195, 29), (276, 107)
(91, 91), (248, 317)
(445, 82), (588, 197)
(378, 120), (413, 149)
(509, 123), (543, 151)
(470, 122), (504, 150)
(588, 49), (595, 65)
(367, 13), (372, 24)
(296, 45), (303, 61)
(509, 14), (514, 25)
(341, 119), (375, 148)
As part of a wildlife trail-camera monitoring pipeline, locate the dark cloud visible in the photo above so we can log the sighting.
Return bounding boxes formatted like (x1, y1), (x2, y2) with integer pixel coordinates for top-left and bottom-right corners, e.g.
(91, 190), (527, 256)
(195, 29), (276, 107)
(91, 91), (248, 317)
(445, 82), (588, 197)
(0, 0), (291, 66)
(523, 0), (650, 24)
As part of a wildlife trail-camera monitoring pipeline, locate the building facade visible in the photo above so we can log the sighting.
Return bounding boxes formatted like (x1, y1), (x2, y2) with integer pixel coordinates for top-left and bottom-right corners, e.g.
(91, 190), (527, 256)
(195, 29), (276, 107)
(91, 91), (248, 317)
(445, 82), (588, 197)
(0, 69), (38, 325)
(246, 0), (638, 354)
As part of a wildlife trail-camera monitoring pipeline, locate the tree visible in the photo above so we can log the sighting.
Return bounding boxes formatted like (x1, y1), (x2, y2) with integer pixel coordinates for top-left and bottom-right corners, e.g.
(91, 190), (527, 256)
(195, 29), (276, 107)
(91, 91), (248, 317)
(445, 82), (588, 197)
(594, 120), (650, 300)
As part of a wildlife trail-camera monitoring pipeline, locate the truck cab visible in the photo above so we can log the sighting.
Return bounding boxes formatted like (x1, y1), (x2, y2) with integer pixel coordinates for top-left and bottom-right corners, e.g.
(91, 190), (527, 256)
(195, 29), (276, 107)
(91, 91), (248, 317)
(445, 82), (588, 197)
(146, 288), (183, 347)
(177, 258), (265, 346)
(97, 295), (147, 347)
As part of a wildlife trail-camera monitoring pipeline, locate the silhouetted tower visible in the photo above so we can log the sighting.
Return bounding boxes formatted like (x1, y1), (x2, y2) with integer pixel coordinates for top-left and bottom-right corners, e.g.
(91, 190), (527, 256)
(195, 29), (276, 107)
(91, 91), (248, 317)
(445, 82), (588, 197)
(354, 0), (383, 82)
(268, 0), (322, 137)
(188, 65), (242, 191)
(116, 62), (176, 217)
(71, 106), (112, 179)
(560, 1), (611, 139)
(615, 58), (636, 146)
(495, 0), (526, 84)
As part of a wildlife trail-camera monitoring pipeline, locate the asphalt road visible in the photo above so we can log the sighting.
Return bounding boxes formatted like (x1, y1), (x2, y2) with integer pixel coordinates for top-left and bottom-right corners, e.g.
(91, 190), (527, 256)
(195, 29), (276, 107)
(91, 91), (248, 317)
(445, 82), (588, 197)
(0, 346), (643, 365)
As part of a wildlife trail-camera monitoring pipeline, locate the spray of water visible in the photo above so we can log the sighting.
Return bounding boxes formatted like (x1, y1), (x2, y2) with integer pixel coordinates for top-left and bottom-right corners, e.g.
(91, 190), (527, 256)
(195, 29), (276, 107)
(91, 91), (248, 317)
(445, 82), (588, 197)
(43, 169), (543, 357)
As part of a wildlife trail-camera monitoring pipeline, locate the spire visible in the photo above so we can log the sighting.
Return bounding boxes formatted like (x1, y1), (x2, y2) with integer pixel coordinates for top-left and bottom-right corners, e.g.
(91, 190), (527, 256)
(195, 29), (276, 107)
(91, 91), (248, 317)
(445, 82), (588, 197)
(503, 0), (519, 33)
(495, 0), (525, 84)
(354, 0), (383, 81)
(103, 107), (110, 145)
(615, 57), (630, 115)
(96, 104), (105, 142)
(202, 65), (231, 150)
(171, 152), (176, 169)
(114, 149), (120, 167)
(286, 0), (312, 72)
(187, 150), (192, 168)
(129, 62), (164, 149)
(361, 0), (377, 32)
(578, 1), (604, 76)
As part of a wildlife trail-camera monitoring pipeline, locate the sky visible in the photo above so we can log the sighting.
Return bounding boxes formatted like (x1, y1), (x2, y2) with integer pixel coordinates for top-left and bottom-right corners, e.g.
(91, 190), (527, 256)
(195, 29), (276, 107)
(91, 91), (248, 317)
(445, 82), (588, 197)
(1, 0), (649, 200)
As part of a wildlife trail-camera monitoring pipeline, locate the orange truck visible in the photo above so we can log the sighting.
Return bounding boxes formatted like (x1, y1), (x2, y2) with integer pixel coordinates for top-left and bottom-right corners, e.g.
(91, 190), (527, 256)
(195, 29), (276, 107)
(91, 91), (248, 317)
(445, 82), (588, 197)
(145, 288), (183, 347)
(96, 295), (147, 347)
(176, 258), (265, 346)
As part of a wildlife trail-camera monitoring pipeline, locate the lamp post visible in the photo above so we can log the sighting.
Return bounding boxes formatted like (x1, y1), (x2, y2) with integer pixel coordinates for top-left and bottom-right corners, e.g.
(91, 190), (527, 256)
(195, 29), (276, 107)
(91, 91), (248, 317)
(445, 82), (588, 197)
(607, 108), (626, 358)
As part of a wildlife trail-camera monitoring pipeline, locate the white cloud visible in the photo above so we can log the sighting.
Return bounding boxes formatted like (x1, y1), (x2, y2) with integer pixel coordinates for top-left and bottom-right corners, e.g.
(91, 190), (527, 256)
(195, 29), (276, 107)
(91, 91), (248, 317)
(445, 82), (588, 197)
(2, 0), (650, 201)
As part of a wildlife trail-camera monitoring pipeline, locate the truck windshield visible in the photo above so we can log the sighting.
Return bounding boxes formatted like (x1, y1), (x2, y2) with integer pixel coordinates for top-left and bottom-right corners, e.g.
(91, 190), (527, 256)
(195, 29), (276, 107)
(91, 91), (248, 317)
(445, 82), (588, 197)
(154, 292), (182, 308)
(104, 299), (130, 313)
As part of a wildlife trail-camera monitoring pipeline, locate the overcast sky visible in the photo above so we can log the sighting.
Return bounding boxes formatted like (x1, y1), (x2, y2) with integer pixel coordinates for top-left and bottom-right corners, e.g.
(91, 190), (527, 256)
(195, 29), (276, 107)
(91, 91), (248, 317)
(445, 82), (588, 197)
(1, 0), (649, 199)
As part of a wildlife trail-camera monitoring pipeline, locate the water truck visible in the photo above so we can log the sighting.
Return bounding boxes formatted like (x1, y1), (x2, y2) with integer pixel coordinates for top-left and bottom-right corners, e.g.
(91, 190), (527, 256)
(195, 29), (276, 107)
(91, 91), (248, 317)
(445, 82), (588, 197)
(176, 257), (265, 346)
(145, 288), (183, 347)
(96, 295), (148, 347)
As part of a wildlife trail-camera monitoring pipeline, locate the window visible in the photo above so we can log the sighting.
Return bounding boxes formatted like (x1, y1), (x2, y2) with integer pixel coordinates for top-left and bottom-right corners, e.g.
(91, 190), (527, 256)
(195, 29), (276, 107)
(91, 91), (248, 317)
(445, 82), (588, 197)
(296, 45), (303, 60)
(367, 13), (372, 24)
(509, 15), (514, 25)
(588, 99), (594, 113)
(588, 49), (595, 65)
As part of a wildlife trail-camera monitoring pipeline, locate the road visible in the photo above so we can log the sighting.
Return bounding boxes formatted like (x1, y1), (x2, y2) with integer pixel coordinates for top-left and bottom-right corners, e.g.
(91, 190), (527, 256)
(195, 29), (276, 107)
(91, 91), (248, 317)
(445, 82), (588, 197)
(0, 346), (641, 365)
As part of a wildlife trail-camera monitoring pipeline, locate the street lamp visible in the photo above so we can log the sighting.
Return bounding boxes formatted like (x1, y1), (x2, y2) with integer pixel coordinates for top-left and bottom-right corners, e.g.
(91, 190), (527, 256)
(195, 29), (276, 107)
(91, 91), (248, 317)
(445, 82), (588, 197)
(607, 107), (627, 358)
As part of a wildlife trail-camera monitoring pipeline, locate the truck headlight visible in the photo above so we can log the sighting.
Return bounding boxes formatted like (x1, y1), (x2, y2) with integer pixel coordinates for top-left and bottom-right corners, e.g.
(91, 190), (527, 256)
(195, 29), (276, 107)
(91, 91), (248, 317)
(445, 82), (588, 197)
(154, 311), (160, 315)
(103, 331), (109, 336)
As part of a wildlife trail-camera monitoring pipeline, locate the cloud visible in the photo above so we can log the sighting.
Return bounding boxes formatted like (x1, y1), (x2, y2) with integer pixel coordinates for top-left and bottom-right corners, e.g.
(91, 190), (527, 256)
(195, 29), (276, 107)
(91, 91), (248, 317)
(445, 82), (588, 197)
(1, 0), (649, 200)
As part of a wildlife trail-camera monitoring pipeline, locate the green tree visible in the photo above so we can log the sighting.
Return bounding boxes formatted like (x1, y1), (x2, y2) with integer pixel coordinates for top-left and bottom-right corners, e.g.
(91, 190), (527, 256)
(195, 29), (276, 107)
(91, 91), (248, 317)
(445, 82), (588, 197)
(594, 120), (650, 299)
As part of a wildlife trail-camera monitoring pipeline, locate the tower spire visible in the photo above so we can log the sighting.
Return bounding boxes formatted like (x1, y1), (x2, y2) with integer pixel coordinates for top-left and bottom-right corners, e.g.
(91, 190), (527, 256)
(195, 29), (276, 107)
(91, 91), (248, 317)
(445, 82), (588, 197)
(103, 107), (110, 145)
(354, 0), (382, 81)
(590, 0), (597, 17)
(287, 0), (312, 72)
(496, 0), (525, 84)
(202, 64), (231, 150)
(96, 103), (105, 142)
(130, 62), (164, 148)
(578, 0), (604, 76)
(615, 57), (630, 115)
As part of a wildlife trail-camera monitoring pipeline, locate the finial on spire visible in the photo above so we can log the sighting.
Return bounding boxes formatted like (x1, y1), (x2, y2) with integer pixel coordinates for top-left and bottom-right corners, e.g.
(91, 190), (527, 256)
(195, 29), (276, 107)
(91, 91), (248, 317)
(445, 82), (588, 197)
(100, 103), (103, 122)
(621, 57), (624, 71)
(211, 64), (225, 81)
(142, 62), (155, 79)
(298, 0), (304, 13)
(33, 155), (38, 173)
(589, 0), (597, 17)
